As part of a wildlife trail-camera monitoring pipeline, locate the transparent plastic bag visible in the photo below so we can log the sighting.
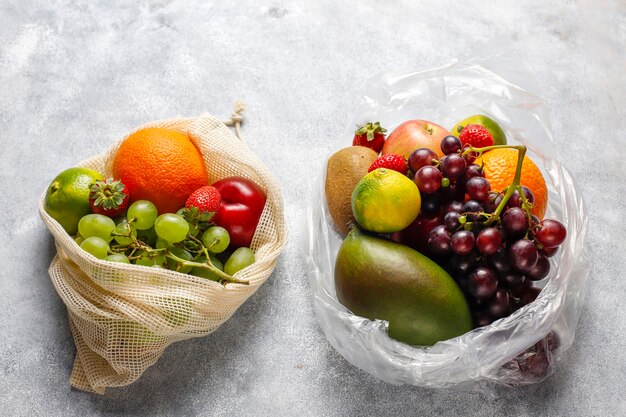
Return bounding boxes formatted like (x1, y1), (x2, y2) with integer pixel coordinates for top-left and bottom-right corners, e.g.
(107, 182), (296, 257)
(305, 59), (590, 396)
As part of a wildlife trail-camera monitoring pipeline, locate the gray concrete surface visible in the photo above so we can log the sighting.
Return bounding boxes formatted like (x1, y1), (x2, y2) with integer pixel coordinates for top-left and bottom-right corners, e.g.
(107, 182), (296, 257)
(1, 0), (625, 416)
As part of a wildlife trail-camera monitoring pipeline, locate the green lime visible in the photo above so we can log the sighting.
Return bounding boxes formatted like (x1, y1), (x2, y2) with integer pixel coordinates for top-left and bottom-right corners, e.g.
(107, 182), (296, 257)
(451, 114), (507, 145)
(44, 167), (103, 234)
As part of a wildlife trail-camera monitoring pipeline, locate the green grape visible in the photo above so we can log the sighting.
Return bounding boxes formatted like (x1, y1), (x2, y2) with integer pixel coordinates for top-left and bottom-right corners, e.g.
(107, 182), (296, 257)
(74, 236), (85, 245)
(106, 253), (130, 263)
(80, 237), (109, 259)
(191, 256), (223, 281)
(78, 214), (116, 242)
(188, 222), (200, 237)
(152, 254), (167, 268)
(127, 200), (158, 230)
(114, 215), (128, 225)
(176, 208), (199, 237)
(155, 238), (170, 249)
(113, 221), (137, 246)
(201, 226), (230, 254)
(224, 247), (255, 276)
(136, 227), (157, 246)
(151, 264), (164, 268)
(155, 214), (189, 243)
(167, 247), (192, 273)
(134, 251), (154, 266)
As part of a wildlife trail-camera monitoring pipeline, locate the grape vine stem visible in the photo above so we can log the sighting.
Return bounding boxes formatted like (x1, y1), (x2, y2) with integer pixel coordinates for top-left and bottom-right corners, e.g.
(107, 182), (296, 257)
(462, 144), (527, 226)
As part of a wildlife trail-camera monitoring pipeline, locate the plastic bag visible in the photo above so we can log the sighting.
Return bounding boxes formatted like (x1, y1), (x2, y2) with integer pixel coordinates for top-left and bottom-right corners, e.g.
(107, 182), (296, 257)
(305, 60), (589, 396)
(39, 109), (287, 394)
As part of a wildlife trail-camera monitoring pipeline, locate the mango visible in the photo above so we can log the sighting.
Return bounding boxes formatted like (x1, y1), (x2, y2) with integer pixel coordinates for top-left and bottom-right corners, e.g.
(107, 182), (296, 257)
(334, 228), (472, 346)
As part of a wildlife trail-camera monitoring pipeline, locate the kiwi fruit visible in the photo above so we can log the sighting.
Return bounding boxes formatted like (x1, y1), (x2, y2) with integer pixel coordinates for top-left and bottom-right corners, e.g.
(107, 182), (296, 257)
(325, 146), (378, 235)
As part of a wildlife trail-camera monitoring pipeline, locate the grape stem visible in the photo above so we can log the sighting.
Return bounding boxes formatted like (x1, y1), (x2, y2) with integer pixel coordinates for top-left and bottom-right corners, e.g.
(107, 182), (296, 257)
(165, 252), (249, 285)
(462, 144), (527, 226)
(108, 220), (250, 285)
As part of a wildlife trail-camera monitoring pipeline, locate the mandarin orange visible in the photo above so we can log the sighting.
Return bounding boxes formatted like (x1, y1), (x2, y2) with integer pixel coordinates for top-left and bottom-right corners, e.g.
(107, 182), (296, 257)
(476, 148), (548, 219)
(112, 128), (208, 214)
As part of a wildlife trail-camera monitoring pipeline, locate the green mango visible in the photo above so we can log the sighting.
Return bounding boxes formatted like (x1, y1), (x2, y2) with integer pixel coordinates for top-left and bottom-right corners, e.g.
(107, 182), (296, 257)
(334, 228), (472, 346)
(452, 114), (507, 145)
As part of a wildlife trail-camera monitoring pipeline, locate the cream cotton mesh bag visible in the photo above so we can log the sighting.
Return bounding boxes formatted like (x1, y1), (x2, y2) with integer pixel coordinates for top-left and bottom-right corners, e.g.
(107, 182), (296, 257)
(39, 105), (287, 394)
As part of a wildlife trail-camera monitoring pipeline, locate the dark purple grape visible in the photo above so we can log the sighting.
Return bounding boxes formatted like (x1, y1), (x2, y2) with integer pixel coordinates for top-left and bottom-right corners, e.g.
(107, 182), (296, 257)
(462, 200), (484, 222)
(502, 207), (528, 238)
(462, 145), (477, 164)
(535, 219), (567, 248)
(519, 286), (541, 306)
(509, 239), (539, 272)
(440, 135), (462, 155)
(444, 211), (461, 230)
(535, 331), (560, 353)
(440, 154), (466, 179)
(444, 200), (464, 214)
(488, 249), (510, 274)
(468, 267), (498, 299)
(451, 230), (475, 255)
(511, 277), (532, 297)
(499, 271), (525, 290)
(441, 184), (465, 202)
(487, 289), (511, 318)
(408, 148), (438, 174)
(473, 309), (493, 328)
(414, 165), (442, 193)
(519, 351), (550, 378)
(507, 186), (535, 209)
(476, 227), (502, 255)
(540, 246), (559, 258)
(420, 192), (442, 217)
(428, 225), (451, 255)
(464, 164), (485, 180)
(525, 254), (550, 281)
(483, 192), (503, 213)
(466, 177), (491, 201)
(448, 253), (475, 276)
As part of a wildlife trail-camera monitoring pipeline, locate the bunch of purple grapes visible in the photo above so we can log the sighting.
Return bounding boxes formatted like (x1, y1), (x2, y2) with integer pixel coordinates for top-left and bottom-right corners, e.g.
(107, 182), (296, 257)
(405, 136), (567, 328)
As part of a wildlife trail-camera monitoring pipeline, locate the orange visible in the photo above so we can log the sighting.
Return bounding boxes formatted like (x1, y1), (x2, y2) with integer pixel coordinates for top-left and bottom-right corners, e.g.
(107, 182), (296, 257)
(476, 148), (548, 219)
(112, 128), (208, 214)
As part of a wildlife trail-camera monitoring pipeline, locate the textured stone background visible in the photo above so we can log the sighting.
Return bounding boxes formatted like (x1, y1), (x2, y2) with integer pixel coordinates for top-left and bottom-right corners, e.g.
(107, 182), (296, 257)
(1, 0), (624, 416)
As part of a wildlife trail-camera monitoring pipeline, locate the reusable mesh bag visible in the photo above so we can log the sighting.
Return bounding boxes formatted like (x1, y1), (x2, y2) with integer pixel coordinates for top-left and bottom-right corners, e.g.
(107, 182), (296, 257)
(306, 59), (590, 397)
(39, 107), (287, 394)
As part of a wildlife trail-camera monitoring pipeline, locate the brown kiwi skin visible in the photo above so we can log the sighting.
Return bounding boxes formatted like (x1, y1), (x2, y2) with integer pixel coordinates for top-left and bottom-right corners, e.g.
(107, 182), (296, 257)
(325, 146), (378, 235)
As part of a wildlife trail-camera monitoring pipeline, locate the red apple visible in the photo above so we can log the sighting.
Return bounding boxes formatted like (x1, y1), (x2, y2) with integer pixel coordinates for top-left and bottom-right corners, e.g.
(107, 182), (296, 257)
(382, 120), (449, 159)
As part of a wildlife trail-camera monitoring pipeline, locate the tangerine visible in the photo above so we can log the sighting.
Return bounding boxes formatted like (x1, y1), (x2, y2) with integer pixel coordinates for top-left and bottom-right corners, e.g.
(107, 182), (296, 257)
(112, 128), (208, 214)
(351, 168), (421, 233)
(476, 148), (548, 219)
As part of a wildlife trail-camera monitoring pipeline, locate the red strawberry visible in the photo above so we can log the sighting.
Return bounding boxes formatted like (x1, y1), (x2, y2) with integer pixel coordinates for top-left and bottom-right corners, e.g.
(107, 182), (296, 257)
(368, 154), (407, 174)
(458, 124), (494, 148)
(186, 185), (222, 215)
(89, 178), (130, 218)
(352, 122), (387, 152)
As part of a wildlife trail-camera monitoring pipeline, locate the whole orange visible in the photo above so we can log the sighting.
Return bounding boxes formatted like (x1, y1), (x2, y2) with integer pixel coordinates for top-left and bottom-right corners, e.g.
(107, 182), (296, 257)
(112, 128), (208, 214)
(476, 148), (548, 219)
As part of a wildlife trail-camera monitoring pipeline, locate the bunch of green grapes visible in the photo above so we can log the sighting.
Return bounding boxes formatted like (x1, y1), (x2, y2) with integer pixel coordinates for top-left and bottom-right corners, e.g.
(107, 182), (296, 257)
(74, 200), (255, 284)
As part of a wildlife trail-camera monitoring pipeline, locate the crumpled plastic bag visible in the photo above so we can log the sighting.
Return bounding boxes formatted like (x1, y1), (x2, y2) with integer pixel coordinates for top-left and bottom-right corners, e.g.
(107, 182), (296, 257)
(305, 58), (590, 397)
